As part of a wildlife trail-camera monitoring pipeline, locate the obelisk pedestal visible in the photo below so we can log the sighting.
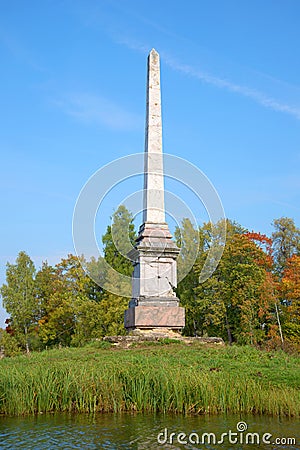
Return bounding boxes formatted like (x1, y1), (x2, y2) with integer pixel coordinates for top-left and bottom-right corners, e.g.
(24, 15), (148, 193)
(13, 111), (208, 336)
(124, 49), (185, 332)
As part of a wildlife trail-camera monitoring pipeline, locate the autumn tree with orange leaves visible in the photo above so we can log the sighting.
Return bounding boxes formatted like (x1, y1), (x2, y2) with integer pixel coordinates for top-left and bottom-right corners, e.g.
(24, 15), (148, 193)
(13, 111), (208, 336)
(280, 255), (300, 343)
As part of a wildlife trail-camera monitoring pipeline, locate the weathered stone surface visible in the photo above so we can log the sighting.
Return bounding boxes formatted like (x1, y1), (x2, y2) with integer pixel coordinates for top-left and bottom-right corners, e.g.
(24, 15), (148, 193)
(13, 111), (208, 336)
(143, 49), (165, 224)
(125, 305), (185, 330)
(103, 333), (225, 347)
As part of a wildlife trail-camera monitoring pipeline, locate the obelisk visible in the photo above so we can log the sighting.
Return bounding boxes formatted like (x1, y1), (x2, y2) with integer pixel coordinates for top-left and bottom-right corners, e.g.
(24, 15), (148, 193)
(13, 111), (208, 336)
(124, 49), (185, 332)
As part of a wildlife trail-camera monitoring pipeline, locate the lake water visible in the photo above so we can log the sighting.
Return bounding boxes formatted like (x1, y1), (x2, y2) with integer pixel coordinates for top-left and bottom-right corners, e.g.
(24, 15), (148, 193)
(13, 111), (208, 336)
(0, 413), (299, 449)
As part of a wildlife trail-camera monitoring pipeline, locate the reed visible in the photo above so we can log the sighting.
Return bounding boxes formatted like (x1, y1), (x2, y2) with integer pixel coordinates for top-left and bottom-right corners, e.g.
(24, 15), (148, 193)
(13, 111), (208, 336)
(0, 343), (299, 416)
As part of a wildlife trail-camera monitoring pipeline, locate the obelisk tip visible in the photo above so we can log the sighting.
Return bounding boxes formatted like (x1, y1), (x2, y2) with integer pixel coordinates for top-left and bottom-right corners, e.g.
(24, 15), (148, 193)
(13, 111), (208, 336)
(150, 48), (159, 56)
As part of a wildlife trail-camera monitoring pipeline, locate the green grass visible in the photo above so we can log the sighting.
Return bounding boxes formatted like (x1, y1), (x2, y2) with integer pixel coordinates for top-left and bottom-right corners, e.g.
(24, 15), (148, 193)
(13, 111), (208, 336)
(0, 343), (299, 417)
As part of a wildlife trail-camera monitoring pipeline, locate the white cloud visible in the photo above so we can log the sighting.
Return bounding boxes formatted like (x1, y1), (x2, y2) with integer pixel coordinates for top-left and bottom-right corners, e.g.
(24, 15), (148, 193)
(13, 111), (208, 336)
(114, 35), (149, 54)
(110, 32), (300, 121)
(54, 93), (143, 131)
(162, 53), (300, 120)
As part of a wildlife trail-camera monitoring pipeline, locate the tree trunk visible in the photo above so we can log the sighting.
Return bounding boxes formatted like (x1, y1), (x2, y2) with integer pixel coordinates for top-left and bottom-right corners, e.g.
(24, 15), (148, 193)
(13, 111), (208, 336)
(275, 301), (284, 345)
(193, 319), (197, 337)
(24, 325), (30, 354)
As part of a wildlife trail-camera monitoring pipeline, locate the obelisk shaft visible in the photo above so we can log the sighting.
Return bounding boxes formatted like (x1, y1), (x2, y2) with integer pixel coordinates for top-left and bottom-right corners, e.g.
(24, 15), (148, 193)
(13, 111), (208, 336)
(143, 49), (165, 224)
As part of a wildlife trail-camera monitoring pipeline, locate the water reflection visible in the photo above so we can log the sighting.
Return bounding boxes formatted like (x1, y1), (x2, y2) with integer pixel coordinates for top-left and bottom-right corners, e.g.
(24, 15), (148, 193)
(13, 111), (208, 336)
(0, 413), (298, 449)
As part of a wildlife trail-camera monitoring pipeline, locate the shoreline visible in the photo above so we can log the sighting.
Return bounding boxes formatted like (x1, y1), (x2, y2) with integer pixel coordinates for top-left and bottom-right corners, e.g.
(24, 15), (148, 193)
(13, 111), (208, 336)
(0, 342), (299, 417)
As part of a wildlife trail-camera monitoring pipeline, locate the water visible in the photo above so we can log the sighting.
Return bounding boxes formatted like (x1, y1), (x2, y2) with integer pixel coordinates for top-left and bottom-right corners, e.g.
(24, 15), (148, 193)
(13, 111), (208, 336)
(0, 413), (299, 449)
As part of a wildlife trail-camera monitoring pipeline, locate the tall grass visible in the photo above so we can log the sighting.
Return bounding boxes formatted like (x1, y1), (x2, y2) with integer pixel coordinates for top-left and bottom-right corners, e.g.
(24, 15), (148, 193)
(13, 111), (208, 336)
(0, 343), (299, 416)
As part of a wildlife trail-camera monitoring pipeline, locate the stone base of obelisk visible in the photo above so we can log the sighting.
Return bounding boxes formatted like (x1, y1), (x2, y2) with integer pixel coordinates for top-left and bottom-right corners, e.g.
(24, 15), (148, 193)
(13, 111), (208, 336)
(124, 304), (185, 331)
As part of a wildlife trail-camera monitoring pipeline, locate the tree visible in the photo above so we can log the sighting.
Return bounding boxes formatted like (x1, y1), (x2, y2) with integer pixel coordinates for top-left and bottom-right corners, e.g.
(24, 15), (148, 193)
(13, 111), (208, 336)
(36, 205), (138, 346)
(177, 220), (242, 339)
(36, 255), (103, 347)
(35, 258), (74, 347)
(35, 261), (59, 321)
(272, 217), (300, 275)
(102, 205), (137, 276)
(176, 219), (242, 338)
(99, 205), (137, 335)
(175, 218), (203, 336)
(280, 255), (300, 343)
(0, 251), (36, 353)
(193, 224), (277, 344)
(0, 329), (21, 357)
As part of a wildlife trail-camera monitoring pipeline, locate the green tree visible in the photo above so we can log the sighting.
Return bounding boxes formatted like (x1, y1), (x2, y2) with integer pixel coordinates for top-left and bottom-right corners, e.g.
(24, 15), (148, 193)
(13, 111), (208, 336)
(0, 329), (21, 357)
(102, 205), (137, 276)
(272, 217), (300, 275)
(100, 205), (137, 335)
(35, 258), (75, 347)
(194, 221), (245, 342)
(71, 298), (104, 346)
(36, 255), (104, 347)
(35, 261), (58, 321)
(38, 204), (138, 345)
(176, 219), (246, 338)
(175, 218), (203, 336)
(0, 251), (36, 353)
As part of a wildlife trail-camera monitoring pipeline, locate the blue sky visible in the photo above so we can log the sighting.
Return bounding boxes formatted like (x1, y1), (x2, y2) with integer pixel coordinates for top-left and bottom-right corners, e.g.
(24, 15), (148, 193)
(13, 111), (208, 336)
(1, 0), (300, 327)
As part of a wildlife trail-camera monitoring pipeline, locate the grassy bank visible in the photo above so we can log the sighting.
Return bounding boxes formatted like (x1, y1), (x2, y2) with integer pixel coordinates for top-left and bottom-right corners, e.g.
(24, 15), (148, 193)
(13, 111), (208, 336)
(0, 342), (299, 417)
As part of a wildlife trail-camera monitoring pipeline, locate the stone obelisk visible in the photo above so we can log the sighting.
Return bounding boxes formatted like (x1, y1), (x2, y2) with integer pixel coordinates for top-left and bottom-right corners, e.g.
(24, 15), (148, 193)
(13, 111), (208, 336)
(124, 49), (185, 332)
